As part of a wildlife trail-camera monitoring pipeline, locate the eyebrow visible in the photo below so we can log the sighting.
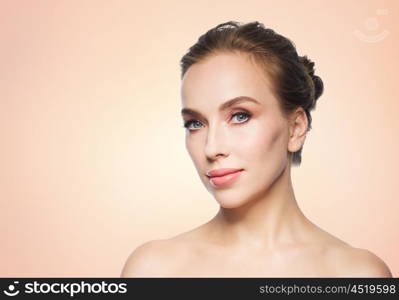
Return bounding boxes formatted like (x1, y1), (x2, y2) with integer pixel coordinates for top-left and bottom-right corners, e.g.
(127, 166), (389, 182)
(181, 96), (261, 118)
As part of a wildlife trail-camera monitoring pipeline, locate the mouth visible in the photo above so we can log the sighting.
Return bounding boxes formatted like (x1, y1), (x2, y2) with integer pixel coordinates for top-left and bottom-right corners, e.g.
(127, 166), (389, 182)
(206, 169), (244, 187)
(206, 168), (244, 178)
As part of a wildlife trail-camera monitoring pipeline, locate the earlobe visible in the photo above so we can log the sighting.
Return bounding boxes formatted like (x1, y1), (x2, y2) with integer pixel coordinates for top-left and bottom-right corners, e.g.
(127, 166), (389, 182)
(287, 130), (303, 153)
(288, 138), (304, 153)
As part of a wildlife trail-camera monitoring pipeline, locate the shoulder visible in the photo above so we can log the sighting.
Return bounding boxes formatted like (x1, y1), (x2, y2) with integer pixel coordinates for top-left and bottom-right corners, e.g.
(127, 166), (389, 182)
(120, 239), (176, 277)
(326, 245), (392, 277)
(120, 239), (189, 277)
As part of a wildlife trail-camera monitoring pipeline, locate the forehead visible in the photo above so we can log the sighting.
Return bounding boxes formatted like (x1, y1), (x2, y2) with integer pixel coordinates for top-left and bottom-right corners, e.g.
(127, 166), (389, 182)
(180, 52), (276, 108)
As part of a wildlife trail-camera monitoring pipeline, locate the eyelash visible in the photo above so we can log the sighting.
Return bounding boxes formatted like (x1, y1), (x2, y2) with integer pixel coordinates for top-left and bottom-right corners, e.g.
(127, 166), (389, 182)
(182, 111), (252, 131)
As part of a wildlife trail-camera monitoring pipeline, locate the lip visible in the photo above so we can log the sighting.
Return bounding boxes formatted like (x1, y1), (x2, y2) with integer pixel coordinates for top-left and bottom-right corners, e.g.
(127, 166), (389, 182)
(206, 168), (244, 178)
(206, 168), (244, 187)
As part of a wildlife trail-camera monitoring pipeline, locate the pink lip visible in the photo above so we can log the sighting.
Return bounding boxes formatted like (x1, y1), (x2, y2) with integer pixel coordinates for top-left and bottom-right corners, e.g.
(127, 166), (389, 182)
(207, 169), (244, 187)
(206, 168), (243, 178)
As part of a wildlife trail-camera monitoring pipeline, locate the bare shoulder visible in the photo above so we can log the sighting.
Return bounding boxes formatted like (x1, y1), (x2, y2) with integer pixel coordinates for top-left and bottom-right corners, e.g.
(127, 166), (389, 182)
(120, 239), (177, 277)
(120, 227), (207, 277)
(326, 245), (392, 277)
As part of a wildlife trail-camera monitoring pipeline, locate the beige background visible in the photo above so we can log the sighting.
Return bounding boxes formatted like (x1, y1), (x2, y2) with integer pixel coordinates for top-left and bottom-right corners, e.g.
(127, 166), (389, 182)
(1, 0), (398, 277)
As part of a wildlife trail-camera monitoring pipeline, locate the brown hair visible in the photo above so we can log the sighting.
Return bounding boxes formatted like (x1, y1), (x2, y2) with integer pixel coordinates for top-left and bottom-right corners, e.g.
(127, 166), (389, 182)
(179, 21), (324, 166)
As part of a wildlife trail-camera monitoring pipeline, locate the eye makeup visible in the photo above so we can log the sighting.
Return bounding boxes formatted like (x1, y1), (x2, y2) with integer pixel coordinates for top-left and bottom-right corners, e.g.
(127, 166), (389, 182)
(183, 110), (252, 131)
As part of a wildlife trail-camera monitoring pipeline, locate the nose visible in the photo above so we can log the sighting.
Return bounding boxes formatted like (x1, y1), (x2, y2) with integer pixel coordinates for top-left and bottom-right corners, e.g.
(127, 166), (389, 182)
(204, 122), (229, 161)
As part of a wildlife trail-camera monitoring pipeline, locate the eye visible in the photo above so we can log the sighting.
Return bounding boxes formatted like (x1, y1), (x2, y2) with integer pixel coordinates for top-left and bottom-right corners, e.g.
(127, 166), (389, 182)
(183, 120), (202, 130)
(231, 111), (251, 123)
(182, 111), (251, 131)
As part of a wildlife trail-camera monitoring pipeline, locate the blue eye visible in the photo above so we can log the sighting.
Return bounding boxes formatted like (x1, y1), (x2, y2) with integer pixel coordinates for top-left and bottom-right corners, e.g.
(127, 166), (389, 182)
(183, 120), (202, 130)
(182, 111), (251, 131)
(232, 112), (250, 123)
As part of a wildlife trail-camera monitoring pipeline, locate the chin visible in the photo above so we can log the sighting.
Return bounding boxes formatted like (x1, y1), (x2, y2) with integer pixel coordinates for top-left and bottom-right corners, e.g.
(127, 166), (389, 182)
(216, 197), (249, 209)
(219, 203), (244, 209)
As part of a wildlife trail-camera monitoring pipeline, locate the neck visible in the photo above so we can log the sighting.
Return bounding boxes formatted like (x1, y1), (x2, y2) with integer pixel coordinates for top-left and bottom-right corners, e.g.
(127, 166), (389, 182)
(208, 162), (313, 251)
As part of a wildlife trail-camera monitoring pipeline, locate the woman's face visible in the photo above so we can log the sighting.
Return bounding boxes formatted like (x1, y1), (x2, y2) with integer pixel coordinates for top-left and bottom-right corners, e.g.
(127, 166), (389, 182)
(180, 52), (299, 208)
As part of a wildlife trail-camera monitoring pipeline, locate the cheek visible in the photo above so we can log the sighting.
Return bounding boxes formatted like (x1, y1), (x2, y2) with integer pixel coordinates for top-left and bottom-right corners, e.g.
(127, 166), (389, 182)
(237, 120), (284, 160)
(186, 137), (195, 157)
(185, 136), (203, 166)
(239, 121), (288, 191)
(240, 122), (280, 149)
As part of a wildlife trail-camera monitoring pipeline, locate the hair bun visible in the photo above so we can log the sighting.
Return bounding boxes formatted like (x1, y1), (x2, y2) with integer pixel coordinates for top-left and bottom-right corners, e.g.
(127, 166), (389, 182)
(300, 55), (324, 102)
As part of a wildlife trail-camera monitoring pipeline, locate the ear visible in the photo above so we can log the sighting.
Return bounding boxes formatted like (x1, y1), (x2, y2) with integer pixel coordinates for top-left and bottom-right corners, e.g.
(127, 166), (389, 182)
(287, 107), (308, 153)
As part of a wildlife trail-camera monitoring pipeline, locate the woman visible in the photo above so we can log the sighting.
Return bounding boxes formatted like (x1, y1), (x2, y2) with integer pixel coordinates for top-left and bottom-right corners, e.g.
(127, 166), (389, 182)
(121, 21), (392, 277)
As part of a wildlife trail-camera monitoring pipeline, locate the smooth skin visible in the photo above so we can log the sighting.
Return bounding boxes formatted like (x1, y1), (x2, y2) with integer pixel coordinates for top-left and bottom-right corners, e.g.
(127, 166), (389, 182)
(121, 51), (392, 277)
